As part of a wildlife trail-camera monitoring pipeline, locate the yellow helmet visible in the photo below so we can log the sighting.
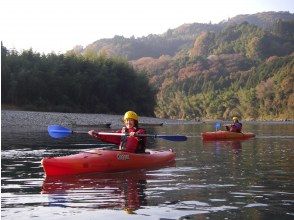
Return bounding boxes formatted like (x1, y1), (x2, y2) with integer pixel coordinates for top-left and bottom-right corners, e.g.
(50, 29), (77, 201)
(123, 111), (138, 121)
(124, 208), (135, 214)
(232, 116), (239, 121)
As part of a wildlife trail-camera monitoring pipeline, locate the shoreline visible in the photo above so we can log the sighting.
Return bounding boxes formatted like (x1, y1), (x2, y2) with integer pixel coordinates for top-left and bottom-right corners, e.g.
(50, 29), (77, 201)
(1, 110), (196, 132)
(1, 109), (293, 133)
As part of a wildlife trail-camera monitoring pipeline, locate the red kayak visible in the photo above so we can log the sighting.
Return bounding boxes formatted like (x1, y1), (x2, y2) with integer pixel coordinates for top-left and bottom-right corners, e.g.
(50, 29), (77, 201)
(41, 149), (175, 176)
(201, 130), (255, 141)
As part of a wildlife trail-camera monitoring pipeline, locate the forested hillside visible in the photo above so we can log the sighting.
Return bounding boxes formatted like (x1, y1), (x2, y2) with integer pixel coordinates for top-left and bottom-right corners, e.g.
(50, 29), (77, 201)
(224, 11), (294, 29)
(69, 11), (294, 60)
(149, 53), (293, 120)
(1, 45), (156, 115)
(132, 20), (294, 120)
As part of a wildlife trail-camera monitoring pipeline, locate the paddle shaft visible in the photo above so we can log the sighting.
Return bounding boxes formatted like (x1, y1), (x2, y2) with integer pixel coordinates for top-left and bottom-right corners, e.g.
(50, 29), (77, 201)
(48, 125), (187, 141)
(94, 132), (185, 139)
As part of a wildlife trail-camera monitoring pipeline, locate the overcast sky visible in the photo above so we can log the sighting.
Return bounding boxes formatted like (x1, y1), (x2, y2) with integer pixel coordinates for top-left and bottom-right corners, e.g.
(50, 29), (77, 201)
(1, 0), (293, 54)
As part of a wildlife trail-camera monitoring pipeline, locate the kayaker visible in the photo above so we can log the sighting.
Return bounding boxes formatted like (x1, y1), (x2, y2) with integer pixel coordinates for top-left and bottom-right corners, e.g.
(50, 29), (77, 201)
(225, 116), (242, 133)
(88, 111), (146, 153)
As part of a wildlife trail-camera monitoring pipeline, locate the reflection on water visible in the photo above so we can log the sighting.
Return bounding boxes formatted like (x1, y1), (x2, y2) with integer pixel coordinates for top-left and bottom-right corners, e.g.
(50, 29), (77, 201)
(202, 140), (243, 155)
(41, 170), (149, 213)
(2, 122), (294, 219)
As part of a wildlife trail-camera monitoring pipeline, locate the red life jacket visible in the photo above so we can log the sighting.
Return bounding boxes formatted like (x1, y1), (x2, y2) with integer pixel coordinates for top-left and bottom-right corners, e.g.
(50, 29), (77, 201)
(95, 127), (146, 153)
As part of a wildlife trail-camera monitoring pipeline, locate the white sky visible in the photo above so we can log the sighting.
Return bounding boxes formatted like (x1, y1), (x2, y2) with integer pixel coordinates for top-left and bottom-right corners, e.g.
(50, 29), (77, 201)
(1, 0), (293, 54)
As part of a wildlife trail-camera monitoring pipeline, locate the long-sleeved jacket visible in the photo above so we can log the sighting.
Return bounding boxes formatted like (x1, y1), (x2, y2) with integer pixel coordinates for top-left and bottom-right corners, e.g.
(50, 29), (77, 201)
(91, 127), (146, 153)
(229, 122), (242, 132)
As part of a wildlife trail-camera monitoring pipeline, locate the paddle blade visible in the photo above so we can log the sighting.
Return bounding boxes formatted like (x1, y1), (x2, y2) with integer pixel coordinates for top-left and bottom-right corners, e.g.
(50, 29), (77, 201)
(215, 121), (221, 131)
(48, 125), (72, 139)
(157, 135), (187, 142)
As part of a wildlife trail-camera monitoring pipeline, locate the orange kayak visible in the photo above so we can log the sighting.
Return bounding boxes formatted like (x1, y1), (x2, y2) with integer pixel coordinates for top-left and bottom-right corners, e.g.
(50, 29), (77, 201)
(41, 149), (175, 176)
(201, 131), (255, 141)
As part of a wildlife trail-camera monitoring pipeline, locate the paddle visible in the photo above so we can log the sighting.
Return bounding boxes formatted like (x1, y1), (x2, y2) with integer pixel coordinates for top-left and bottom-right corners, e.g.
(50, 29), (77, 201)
(48, 125), (187, 141)
(215, 121), (221, 131)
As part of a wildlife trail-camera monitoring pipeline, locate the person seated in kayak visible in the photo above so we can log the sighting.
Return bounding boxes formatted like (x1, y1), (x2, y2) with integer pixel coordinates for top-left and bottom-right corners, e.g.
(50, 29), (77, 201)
(225, 116), (242, 133)
(88, 111), (146, 153)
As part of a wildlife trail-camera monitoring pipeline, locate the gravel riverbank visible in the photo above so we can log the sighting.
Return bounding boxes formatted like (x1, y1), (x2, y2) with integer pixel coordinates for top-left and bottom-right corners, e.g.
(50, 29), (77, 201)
(3, 110), (292, 133)
(1, 110), (187, 132)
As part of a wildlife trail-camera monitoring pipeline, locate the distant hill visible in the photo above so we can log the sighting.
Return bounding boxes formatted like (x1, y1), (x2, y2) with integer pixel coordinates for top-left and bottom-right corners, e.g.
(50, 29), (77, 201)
(224, 11), (294, 29)
(68, 11), (294, 60)
(131, 21), (294, 120)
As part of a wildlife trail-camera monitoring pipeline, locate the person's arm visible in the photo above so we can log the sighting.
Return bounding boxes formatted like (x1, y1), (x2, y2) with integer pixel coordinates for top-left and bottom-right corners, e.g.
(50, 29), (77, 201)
(135, 128), (147, 144)
(136, 128), (147, 152)
(88, 130), (122, 145)
(224, 124), (231, 131)
(128, 128), (146, 136)
(136, 128), (146, 134)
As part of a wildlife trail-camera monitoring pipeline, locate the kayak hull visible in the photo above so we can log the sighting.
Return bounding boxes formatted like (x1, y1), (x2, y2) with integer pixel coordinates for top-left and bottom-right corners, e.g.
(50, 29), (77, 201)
(201, 131), (255, 141)
(41, 149), (175, 176)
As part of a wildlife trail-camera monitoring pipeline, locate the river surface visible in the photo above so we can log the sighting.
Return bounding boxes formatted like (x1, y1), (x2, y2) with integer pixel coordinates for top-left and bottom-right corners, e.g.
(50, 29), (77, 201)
(1, 118), (294, 220)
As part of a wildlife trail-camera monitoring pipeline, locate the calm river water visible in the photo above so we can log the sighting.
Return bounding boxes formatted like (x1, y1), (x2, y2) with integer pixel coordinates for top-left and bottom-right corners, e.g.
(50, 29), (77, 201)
(1, 121), (294, 220)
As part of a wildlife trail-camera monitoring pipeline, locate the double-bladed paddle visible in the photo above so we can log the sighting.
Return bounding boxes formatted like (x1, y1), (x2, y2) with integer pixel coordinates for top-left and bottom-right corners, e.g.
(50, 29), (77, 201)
(48, 125), (187, 142)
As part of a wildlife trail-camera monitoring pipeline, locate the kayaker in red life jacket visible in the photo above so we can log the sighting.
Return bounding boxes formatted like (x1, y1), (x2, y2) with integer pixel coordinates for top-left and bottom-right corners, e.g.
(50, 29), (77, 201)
(88, 111), (146, 153)
(225, 116), (243, 133)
